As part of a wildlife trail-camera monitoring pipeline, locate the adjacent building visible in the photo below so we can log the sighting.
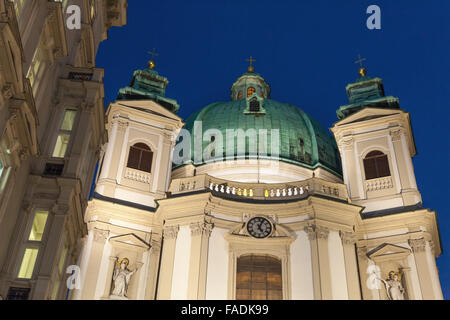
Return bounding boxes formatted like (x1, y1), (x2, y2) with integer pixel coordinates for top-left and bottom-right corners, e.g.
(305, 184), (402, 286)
(0, 0), (127, 300)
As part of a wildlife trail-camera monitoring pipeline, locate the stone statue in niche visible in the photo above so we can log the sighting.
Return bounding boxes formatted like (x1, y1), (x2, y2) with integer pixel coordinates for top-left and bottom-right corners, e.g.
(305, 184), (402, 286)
(111, 258), (136, 298)
(378, 271), (406, 300)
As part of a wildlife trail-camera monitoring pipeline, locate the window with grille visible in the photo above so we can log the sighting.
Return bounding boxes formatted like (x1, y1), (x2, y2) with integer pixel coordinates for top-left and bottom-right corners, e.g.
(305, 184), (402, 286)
(127, 143), (153, 173)
(236, 255), (282, 300)
(363, 150), (390, 180)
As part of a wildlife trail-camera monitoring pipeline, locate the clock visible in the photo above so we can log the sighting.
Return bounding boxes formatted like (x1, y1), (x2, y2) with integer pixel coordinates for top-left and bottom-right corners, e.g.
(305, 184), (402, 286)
(246, 217), (272, 239)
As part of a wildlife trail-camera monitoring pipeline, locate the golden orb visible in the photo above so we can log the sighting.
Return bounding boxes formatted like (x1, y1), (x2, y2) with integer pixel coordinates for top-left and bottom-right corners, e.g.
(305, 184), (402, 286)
(148, 60), (156, 70)
(358, 67), (367, 77)
(247, 65), (255, 73)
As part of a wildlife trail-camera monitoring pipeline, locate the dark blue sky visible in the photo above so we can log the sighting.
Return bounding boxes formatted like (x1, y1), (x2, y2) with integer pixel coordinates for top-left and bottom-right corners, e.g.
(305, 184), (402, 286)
(96, 0), (450, 298)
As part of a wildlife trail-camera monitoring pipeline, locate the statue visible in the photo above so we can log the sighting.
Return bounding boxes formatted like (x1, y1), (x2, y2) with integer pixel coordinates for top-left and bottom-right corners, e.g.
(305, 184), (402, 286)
(111, 258), (136, 298)
(378, 271), (406, 300)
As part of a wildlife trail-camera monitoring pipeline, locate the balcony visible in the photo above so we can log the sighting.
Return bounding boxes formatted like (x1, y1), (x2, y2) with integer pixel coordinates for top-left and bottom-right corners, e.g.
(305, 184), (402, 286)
(169, 174), (348, 202)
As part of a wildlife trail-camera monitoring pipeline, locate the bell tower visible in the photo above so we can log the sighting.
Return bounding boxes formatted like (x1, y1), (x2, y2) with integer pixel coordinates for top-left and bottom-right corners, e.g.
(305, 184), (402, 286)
(331, 65), (422, 213)
(94, 58), (183, 207)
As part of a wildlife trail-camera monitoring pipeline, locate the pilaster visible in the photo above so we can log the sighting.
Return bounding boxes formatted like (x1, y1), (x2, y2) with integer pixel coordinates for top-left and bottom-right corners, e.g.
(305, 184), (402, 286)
(304, 224), (332, 300)
(339, 231), (361, 300)
(187, 221), (213, 300)
(157, 226), (179, 300)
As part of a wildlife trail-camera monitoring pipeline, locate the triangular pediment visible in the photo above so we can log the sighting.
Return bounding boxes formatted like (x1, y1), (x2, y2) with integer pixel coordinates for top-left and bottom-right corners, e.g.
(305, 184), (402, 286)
(335, 107), (404, 126)
(109, 233), (150, 250)
(367, 243), (411, 262)
(117, 100), (182, 122)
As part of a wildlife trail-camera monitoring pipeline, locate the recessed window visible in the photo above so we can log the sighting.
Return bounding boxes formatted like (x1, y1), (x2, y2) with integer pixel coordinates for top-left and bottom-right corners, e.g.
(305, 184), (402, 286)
(17, 210), (49, 279)
(28, 211), (49, 241)
(247, 87), (256, 98)
(363, 150), (390, 180)
(249, 98), (260, 112)
(17, 247), (39, 279)
(127, 143), (153, 173)
(52, 110), (77, 158)
(237, 91), (243, 99)
(236, 255), (282, 300)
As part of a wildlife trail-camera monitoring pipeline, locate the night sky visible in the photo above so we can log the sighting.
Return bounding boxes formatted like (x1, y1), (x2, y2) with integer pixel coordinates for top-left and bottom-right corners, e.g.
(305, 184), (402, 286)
(96, 0), (450, 298)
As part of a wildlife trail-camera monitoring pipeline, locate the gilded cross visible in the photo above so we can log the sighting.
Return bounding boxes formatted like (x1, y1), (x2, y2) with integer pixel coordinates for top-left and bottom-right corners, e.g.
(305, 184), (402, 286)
(354, 54), (366, 68)
(246, 56), (256, 68)
(148, 48), (159, 61)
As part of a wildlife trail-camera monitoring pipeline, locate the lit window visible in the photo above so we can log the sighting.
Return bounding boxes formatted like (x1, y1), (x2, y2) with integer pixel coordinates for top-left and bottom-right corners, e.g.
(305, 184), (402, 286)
(52, 110), (77, 158)
(28, 211), (49, 241)
(17, 210), (49, 279)
(127, 143), (153, 173)
(363, 150), (390, 180)
(236, 255), (282, 300)
(27, 37), (47, 95)
(17, 248), (39, 279)
(247, 87), (256, 98)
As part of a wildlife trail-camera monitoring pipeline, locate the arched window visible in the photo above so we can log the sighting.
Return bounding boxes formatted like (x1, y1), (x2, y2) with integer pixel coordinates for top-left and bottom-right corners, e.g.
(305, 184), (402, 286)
(127, 143), (153, 173)
(237, 91), (243, 100)
(247, 87), (256, 98)
(236, 255), (282, 300)
(363, 150), (390, 180)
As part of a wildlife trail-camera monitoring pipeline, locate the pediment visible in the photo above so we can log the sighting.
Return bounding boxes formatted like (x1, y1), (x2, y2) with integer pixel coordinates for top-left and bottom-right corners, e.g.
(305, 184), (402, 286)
(109, 233), (150, 251)
(367, 243), (411, 262)
(336, 107), (403, 126)
(117, 100), (182, 123)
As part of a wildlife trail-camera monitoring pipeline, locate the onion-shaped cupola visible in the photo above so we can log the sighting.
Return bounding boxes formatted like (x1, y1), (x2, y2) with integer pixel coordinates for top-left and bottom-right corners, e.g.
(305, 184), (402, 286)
(230, 57), (271, 101)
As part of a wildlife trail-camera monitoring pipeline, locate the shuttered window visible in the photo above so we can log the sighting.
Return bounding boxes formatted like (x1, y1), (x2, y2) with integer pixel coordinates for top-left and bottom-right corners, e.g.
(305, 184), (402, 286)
(363, 150), (390, 180)
(127, 143), (153, 173)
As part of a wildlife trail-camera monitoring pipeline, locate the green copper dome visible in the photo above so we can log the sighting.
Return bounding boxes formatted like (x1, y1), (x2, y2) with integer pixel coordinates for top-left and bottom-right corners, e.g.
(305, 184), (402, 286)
(175, 74), (342, 176)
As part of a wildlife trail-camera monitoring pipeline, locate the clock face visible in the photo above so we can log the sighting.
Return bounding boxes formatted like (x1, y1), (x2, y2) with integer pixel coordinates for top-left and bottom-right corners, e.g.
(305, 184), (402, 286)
(247, 217), (272, 239)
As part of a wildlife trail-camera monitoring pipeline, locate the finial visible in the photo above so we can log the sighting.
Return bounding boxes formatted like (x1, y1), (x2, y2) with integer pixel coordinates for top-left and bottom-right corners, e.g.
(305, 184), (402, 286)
(147, 48), (159, 69)
(246, 56), (256, 73)
(354, 54), (367, 77)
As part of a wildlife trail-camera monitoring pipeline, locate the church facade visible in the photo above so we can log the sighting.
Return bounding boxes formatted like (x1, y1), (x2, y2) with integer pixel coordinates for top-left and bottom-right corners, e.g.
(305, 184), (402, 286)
(73, 60), (443, 300)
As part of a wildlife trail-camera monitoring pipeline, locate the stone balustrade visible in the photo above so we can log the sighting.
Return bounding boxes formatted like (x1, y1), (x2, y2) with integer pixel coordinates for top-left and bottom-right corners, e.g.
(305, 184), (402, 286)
(365, 176), (393, 192)
(124, 167), (152, 184)
(169, 174), (348, 202)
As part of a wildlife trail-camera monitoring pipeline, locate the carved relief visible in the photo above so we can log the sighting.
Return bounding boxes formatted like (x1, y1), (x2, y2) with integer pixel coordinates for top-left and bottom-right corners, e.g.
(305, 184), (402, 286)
(2, 84), (13, 99)
(357, 246), (368, 258)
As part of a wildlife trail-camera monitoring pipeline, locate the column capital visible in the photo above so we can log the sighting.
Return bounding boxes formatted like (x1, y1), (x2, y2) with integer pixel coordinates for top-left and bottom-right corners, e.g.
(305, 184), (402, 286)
(390, 129), (403, 142)
(163, 225), (179, 240)
(409, 238), (426, 253)
(357, 246), (368, 257)
(93, 228), (110, 242)
(339, 231), (356, 245)
(190, 221), (214, 237)
(304, 224), (329, 240)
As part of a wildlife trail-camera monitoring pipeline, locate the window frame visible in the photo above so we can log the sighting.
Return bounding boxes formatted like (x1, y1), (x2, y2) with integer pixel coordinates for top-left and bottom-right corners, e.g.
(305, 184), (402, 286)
(126, 143), (154, 173)
(16, 209), (51, 280)
(363, 150), (391, 180)
(51, 109), (78, 159)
